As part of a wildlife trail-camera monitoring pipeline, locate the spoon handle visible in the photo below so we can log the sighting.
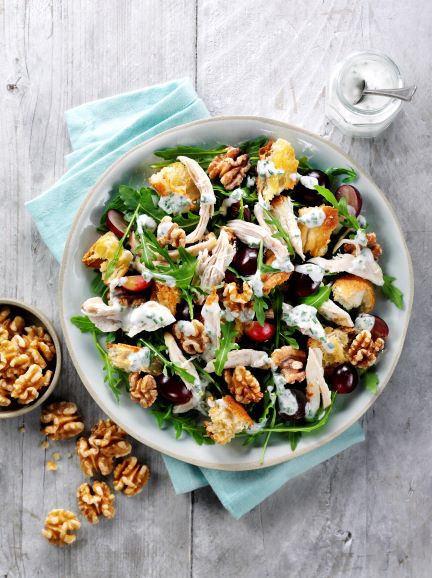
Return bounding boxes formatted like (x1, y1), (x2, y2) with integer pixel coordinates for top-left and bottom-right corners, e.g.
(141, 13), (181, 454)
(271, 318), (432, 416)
(362, 85), (417, 102)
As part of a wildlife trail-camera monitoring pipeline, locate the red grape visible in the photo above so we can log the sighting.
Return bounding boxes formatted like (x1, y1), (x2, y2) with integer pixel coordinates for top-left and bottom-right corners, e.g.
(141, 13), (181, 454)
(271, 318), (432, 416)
(289, 271), (320, 298)
(292, 170), (330, 206)
(370, 315), (389, 340)
(120, 276), (152, 292)
(328, 363), (359, 394)
(227, 202), (252, 221)
(156, 375), (192, 405)
(106, 209), (127, 238)
(244, 321), (275, 342)
(335, 185), (363, 216)
(231, 243), (258, 276)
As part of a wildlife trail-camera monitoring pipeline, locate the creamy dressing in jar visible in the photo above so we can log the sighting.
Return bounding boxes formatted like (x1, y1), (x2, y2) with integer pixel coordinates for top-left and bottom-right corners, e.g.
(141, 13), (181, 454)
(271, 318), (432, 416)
(326, 51), (404, 137)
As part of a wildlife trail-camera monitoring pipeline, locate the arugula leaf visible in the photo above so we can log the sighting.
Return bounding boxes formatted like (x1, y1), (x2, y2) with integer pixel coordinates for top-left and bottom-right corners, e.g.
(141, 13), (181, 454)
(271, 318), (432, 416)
(324, 166), (358, 183)
(288, 431), (301, 451)
(98, 192), (127, 232)
(315, 185), (360, 230)
(261, 392), (337, 433)
(280, 329), (299, 349)
(120, 186), (164, 222)
(299, 285), (331, 309)
(239, 136), (267, 164)
(156, 247), (197, 289)
(253, 297), (269, 326)
(139, 339), (195, 385)
(172, 212), (200, 231)
(91, 333), (128, 401)
(362, 369), (379, 394)
(150, 404), (214, 445)
(297, 155), (313, 174)
(273, 290), (283, 348)
(71, 315), (102, 335)
(381, 275), (404, 310)
(263, 208), (295, 254)
(213, 321), (239, 376)
(90, 271), (108, 299)
(152, 144), (227, 170)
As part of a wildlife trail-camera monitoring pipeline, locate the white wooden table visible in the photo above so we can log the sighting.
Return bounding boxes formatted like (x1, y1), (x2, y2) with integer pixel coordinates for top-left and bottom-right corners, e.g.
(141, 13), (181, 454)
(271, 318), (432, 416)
(1, 1), (430, 576)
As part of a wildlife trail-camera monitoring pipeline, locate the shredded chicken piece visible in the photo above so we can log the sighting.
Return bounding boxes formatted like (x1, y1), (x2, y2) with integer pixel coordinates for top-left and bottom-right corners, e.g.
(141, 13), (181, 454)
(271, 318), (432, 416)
(204, 349), (270, 373)
(227, 219), (293, 272)
(163, 332), (201, 414)
(318, 299), (354, 328)
(196, 227), (235, 289)
(167, 233), (217, 261)
(177, 156), (216, 245)
(201, 289), (221, 361)
(81, 298), (175, 336)
(309, 248), (384, 286)
(271, 196), (305, 259)
(305, 347), (331, 420)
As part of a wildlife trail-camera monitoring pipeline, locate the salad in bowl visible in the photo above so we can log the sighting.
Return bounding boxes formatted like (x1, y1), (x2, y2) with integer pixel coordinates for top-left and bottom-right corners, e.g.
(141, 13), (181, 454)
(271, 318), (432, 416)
(72, 135), (404, 460)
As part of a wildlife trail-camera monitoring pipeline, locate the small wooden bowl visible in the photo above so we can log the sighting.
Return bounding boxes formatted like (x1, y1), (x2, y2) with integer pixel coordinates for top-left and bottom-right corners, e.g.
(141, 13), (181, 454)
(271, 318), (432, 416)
(0, 298), (62, 418)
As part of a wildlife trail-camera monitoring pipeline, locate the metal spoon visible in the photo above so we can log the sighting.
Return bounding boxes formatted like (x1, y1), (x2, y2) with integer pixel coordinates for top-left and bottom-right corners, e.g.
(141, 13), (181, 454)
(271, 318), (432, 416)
(351, 80), (417, 105)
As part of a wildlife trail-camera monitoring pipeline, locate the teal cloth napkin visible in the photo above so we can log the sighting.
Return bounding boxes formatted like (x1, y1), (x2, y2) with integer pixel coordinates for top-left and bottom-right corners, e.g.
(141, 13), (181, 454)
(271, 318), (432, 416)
(25, 78), (365, 518)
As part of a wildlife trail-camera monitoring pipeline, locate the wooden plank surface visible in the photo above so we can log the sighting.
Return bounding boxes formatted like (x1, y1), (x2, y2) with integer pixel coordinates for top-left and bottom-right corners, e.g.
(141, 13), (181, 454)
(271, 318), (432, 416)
(0, 0), (430, 577)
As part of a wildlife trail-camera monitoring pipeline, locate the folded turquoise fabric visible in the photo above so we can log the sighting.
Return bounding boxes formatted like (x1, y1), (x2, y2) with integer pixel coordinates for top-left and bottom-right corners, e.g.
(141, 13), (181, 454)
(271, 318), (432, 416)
(25, 78), (365, 518)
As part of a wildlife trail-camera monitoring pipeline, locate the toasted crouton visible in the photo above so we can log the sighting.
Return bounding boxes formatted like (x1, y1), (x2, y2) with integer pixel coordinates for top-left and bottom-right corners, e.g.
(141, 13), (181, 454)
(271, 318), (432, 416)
(298, 205), (339, 257)
(308, 327), (350, 367)
(149, 161), (200, 204)
(205, 396), (253, 445)
(332, 274), (375, 313)
(82, 232), (133, 283)
(150, 282), (181, 316)
(256, 139), (299, 203)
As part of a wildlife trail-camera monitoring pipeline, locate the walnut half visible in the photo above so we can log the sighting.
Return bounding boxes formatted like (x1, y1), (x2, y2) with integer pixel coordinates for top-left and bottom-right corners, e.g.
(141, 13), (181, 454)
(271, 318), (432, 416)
(41, 401), (84, 440)
(113, 456), (150, 496)
(223, 366), (263, 404)
(77, 481), (116, 524)
(207, 147), (251, 190)
(42, 509), (81, 546)
(348, 330), (384, 368)
(129, 373), (158, 408)
(271, 346), (306, 383)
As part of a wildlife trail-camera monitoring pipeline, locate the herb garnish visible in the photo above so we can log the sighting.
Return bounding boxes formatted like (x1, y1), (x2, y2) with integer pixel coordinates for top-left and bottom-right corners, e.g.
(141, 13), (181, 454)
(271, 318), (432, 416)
(315, 185), (360, 230)
(213, 321), (239, 376)
(361, 369), (379, 394)
(324, 166), (358, 183)
(299, 285), (331, 309)
(381, 275), (404, 310)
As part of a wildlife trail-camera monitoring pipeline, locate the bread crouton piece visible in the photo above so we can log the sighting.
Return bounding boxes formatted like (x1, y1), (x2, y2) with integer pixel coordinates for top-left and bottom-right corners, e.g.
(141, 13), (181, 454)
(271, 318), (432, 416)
(149, 161), (200, 204)
(332, 274), (375, 313)
(298, 205), (339, 257)
(150, 282), (181, 316)
(205, 395), (253, 445)
(257, 139), (299, 203)
(308, 327), (350, 367)
(82, 232), (133, 283)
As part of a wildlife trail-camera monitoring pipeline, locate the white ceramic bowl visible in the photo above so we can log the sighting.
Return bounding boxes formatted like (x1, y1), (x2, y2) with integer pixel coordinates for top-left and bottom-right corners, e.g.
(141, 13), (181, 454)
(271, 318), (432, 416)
(59, 116), (413, 470)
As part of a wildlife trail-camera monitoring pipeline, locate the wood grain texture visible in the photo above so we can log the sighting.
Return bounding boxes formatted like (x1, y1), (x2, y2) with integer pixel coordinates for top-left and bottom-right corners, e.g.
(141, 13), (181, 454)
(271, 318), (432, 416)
(0, 0), (431, 577)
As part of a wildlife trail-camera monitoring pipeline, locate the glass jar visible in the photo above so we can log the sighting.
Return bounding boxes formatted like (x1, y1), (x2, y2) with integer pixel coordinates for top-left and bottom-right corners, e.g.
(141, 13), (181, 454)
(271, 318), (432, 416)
(326, 50), (404, 138)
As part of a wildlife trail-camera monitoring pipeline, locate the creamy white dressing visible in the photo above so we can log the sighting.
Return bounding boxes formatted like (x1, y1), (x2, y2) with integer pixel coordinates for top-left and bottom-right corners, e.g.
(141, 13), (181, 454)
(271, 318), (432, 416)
(127, 347), (151, 372)
(358, 214), (367, 228)
(219, 188), (245, 215)
(136, 214), (157, 235)
(247, 270), (264, 298)
(248, 419), (268, 434)
(156, 219), (173, 238)
(175, 320), (196, 337)
(273, 371), (299, 416)
(298, 207), (326, 228)
(355, 313), (375, 332)
(310, 248), (384, 285)
(257, 159), (285, 177)
(299, 175), (319, 190)
(239, 308), (256, 322)
(158, 193), (191, 215)
(272, 255), (294, 273)
(282, 303), (335, 352)
(246, 175), (256, 187)
(295, 263), (325, 284)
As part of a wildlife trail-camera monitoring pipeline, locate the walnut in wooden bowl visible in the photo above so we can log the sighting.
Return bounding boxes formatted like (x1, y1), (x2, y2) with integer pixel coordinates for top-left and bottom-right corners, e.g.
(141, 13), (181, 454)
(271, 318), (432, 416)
(0, 298), (61, 418)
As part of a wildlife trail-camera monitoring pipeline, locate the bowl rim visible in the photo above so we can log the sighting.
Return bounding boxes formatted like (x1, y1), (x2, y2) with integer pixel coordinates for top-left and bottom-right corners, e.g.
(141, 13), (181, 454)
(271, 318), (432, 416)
(0, 298), (62, 418)
(59, 115), (414, 470)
